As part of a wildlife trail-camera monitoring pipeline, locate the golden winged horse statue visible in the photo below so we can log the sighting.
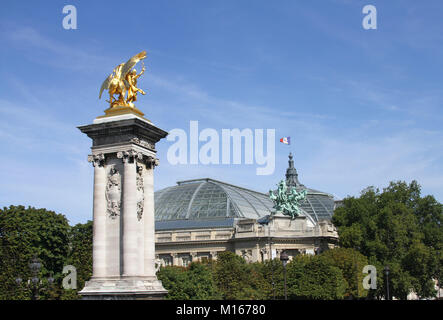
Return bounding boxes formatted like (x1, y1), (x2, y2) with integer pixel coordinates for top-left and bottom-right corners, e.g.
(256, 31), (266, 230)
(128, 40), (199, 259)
(99, 51), (147, 108)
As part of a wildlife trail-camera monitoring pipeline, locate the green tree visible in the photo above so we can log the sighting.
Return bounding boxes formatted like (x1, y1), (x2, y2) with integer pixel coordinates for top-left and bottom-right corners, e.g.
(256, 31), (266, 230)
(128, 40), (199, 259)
(61, 220), (93, 299)
(0, 205), (70, 299)
(286, 254), (347, 300)
(252, 259), (282, 299)
(157, 262), (221, 300)
(333, 181), (442, 299)
(157, 265), (191, 300)
(213, 251), (269, 300)
(319, 248), (369, 299)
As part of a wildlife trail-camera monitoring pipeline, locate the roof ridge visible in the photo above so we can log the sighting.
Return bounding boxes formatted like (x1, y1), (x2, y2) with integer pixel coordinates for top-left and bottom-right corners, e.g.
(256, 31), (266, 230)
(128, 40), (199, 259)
(176, 178), (269, 196)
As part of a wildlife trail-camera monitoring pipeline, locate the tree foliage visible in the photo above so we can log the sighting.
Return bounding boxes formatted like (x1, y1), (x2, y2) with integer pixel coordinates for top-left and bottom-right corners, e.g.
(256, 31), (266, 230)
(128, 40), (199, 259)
(212, 251), (270, 300)
(157, 262), (221, 300)
(61, 220), (93, 299)
(287, 254), (348, 300)
(0, 205), (71, 299)
(332, 180), (443, 299)
(319, 248), (369, 299)
(0, 206), (93, 300)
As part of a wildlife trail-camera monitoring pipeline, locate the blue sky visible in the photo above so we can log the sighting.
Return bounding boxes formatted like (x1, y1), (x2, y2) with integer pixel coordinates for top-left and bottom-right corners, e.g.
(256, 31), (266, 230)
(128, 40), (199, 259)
(1, 0), (443, 225)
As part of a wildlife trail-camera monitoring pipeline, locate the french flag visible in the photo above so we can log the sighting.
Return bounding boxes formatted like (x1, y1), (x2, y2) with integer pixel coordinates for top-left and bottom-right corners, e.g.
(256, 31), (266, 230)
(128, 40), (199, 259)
(280, 136), (290, 145)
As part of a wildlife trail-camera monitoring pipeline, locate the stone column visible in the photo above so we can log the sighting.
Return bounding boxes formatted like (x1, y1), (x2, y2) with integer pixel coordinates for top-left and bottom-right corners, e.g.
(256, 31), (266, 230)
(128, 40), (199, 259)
(89, 154), (106, 279)
(172, 253), (179, 266)
(143, 157), (157, 277)
(119, 151), (139, 277)
(78, 114), (168, 299)
(254, 244), (260, 262)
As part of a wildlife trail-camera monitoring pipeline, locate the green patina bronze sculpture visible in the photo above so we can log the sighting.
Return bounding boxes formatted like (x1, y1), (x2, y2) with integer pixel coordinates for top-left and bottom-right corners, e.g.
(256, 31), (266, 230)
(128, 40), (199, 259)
(269, 180), (307, 219)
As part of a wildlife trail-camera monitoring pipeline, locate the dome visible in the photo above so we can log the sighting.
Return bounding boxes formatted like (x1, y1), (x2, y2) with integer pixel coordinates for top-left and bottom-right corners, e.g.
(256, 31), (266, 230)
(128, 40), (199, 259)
(155, 178), (275, 221)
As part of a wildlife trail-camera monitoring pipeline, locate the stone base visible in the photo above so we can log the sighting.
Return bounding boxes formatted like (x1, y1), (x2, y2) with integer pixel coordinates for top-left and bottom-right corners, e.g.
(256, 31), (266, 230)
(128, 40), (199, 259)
(96, 105), (148, 120)
(79, 277), (168, 300)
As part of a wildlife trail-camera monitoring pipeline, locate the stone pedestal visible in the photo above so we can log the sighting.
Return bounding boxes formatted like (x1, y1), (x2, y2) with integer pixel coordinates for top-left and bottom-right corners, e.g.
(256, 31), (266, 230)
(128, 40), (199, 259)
(78, 112), (168, 299)
(268, 211), (308, 234)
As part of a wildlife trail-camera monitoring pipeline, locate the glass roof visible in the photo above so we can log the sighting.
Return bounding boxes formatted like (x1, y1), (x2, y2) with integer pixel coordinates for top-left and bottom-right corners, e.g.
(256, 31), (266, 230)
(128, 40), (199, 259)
(155, 178), (273, 221)
(154, 178), (335, 224)
(300, 190), (335, 222)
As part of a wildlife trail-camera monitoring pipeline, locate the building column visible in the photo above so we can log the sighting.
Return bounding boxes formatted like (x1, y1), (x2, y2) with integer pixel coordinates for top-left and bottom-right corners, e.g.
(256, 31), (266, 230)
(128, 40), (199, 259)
(119, 151), (140, 277)
(143, 157), (158, 277)
(255, 244), (261, 262)
(90, 154), (106, 278)
(136, 164), (145, 277)
(172, 253), (179, 266)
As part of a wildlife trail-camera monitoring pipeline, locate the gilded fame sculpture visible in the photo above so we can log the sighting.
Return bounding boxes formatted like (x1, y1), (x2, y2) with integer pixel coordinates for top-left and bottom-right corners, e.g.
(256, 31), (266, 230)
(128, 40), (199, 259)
(99, 51), (147, 109)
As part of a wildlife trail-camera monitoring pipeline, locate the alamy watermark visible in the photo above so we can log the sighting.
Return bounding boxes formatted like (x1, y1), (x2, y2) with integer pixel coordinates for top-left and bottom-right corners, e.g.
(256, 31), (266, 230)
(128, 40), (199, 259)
(62, 265), (77, 290)
(62, 5), (77, 30)
(166, 121), (276, 175)
(362, 265), (377, 290)
(362, 5), (377, 30)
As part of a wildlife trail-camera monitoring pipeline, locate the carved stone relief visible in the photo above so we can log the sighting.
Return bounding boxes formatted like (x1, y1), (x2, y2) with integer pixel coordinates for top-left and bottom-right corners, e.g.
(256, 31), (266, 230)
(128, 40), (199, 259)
(241, 249), (253, 262)
(130, 137), (155, 150)
(106, 167), (121, 219)
(136, 164), (144, 221)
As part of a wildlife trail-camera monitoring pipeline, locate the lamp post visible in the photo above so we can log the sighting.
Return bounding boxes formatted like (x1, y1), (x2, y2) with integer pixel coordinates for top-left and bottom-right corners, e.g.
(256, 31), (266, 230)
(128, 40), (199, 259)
(16, 255), (54, 300)
(384, 266), (390, 301)
(268, 237), (275, 300)
(280, 251), (289, 300)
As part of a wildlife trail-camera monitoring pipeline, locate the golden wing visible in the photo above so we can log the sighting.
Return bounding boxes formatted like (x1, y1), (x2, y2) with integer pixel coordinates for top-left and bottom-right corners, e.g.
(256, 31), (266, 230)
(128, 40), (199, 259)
(121, 51), (147, 78)
(99, 74), (113, 99)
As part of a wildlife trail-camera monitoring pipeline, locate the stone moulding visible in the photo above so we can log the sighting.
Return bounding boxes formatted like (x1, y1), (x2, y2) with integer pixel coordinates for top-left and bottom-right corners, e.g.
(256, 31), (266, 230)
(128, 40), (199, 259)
(80, 278), (168, 300)
(78, 118), (168, 149)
